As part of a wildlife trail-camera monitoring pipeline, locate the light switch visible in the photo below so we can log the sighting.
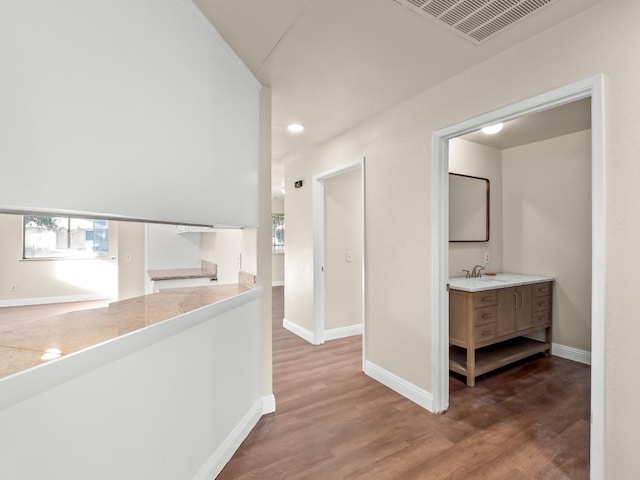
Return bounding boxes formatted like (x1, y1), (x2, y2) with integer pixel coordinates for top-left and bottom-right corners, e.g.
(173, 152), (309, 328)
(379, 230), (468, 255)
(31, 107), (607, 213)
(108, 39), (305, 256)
(124, 252), (132, 263)
(346, 250), (353, 262)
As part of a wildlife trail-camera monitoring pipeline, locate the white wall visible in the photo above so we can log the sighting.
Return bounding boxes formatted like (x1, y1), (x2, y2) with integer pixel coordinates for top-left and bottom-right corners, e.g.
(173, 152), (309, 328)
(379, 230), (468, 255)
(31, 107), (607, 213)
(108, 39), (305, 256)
(201, 229), (258, 285)
(0, 0), (259, 227)
(117, 221), (146, 301)
(283, 2), (640, 476)
(146, 224), (203, 270)
(503, 130), (592, 352)
(449, 138), (503, 275)
(324, 168), (363, 330)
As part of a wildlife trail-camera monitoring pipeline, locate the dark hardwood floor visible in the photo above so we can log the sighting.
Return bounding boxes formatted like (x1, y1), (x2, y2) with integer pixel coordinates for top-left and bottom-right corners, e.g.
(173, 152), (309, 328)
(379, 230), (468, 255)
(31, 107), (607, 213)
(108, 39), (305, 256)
(217, 286), (590, 479)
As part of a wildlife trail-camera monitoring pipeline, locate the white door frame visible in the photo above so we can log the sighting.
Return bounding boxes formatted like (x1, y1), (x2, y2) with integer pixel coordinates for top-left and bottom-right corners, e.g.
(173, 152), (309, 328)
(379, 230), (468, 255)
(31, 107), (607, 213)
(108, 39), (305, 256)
(430, 75), (605, 479)
(312, 158), (366, 364)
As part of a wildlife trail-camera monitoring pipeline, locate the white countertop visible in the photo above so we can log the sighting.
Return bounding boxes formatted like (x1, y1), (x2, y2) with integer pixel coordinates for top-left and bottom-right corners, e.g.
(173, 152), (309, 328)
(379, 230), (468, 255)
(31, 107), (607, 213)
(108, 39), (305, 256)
(448, 273), (554, 292)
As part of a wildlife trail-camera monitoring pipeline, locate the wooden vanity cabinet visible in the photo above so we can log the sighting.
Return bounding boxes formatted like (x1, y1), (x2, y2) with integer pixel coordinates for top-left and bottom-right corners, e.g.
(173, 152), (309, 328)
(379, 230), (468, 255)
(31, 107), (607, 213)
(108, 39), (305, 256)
(449, 280), (553, 387)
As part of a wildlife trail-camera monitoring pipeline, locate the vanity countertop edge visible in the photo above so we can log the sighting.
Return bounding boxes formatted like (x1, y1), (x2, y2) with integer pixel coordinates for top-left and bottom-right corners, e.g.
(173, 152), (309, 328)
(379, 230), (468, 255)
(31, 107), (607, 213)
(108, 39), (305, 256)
(448, 273), (555, 292)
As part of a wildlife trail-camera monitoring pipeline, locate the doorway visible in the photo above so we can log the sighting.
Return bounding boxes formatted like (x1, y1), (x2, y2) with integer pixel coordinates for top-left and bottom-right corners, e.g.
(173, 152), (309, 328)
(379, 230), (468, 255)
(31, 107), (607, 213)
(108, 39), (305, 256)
(430, 76), (605, 479)
(312, 158), (365, 365)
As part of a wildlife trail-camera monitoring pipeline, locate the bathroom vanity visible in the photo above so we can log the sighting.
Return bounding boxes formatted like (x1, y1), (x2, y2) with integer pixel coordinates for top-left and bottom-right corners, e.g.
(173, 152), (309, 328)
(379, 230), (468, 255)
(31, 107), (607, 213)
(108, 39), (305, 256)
(448, 274), (553, 387)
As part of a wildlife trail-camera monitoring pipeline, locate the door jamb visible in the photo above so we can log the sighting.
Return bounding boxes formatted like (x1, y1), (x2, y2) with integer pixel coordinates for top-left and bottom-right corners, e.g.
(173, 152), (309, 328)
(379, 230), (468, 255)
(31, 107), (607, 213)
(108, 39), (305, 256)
(430, 75), (605, 479)
(312, 157), (366, 366)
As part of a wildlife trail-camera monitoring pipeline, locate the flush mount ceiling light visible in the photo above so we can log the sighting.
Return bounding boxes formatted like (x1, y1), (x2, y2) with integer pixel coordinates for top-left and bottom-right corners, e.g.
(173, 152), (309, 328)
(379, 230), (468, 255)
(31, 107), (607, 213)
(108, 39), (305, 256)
(287, 123), (305, 134)
(482, 123), (504, 135)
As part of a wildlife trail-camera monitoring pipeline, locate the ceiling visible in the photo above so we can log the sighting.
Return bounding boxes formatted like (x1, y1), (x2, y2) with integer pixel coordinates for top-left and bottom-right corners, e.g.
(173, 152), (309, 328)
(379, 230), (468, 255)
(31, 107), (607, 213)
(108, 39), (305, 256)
(193, 0), (601, 198)
(459, 97), (591, 150)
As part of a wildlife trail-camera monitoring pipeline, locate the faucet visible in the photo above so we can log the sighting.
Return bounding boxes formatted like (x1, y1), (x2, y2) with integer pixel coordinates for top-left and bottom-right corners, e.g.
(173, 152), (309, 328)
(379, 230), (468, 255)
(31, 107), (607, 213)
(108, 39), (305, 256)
(462, 269), (470, 279)
(471, 264), (485, 278)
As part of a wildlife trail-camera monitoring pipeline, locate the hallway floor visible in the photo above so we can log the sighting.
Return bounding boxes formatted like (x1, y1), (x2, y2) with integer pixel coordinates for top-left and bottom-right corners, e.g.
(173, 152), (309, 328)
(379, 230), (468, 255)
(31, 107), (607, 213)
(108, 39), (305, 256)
(217, 286), (590, 479)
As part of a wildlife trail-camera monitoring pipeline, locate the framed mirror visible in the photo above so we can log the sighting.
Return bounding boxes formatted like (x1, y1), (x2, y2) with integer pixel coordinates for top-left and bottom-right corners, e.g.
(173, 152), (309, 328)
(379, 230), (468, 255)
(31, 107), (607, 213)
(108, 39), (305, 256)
(449, 173), (490, 242)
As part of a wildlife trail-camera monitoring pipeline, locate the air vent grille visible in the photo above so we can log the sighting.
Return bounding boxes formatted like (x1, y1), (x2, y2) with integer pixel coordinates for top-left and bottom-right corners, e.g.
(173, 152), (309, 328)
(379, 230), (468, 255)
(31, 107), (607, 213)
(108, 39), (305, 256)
(395, 0), (558, 45)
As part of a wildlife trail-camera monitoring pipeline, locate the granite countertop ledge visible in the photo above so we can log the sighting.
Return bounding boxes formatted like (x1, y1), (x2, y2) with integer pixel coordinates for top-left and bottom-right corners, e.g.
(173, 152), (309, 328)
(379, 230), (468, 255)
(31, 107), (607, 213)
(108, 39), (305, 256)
(0, 283), (249, 380)
(448, 273), (554, 292)
(147, 260), (217, 281)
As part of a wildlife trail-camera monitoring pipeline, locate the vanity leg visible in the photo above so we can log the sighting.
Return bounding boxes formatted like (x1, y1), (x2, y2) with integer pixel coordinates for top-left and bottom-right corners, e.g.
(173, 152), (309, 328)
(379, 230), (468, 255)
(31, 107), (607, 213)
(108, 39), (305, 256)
(466, 347), (476, 387)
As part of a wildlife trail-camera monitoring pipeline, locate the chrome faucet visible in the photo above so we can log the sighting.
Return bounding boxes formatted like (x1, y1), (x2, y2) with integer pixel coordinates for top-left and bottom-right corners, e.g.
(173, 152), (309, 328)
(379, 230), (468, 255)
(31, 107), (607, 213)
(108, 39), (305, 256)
(471, 264), (485, 278)
(462, 269), (471, 279)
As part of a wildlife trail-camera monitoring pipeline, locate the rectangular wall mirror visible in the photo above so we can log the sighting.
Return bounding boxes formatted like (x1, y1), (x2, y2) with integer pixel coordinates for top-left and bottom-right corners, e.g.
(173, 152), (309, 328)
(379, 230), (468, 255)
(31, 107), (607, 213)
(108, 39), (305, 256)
(449, 173), (490, 242)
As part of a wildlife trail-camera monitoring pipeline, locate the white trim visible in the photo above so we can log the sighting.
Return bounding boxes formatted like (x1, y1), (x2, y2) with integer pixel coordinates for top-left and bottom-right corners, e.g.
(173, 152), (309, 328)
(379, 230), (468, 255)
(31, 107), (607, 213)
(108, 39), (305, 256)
(324, 324), (363, 341)
(552, 343), (592, 365)
(0, 293), (110, 308)
(364, 361), (433, 412)
(312, 158), (366, 351)
(261, 394), (276, 414)
(191, 398), (262, 480)
(271, 281), (285, 287)
(282, 318), (319, 345)
(431, 74), (605, 479)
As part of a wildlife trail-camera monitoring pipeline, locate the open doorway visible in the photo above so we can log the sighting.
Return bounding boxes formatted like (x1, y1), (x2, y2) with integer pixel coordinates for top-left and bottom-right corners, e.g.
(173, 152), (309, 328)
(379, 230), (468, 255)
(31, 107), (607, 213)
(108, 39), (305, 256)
(312, 158), (365, 363)
(431, 76), (605, 479)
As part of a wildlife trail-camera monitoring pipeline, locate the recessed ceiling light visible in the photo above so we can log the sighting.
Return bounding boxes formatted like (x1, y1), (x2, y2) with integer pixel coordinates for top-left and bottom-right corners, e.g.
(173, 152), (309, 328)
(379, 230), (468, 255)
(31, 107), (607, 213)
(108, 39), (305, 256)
(482, 123), (503, 135)
(287, 123), (305, 134)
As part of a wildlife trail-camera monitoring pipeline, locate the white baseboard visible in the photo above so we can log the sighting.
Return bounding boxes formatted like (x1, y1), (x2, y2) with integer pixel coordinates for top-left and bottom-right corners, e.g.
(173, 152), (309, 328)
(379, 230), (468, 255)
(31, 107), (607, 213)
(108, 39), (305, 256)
(271, 281), (284, 287)
(0, 293), (110, 308)
(364, 360), (434, 412)
(262, 394), (276, 414)
(324, 323), (363, 341)
(552, 343), (591, 365)
(192, 399), (262, 480)
(283, 318), (319, 345)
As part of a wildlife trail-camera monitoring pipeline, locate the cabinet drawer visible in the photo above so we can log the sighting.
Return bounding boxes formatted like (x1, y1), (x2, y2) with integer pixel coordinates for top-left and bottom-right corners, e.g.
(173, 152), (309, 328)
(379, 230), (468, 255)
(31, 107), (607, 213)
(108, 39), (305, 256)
(533, 295), (551, 312)
(533, 282), (552, 297)
(474, 306), (498, 326)
(533, 310), (551, 327)
(474, 323), (497, 343)
(473, 290), (498, 307)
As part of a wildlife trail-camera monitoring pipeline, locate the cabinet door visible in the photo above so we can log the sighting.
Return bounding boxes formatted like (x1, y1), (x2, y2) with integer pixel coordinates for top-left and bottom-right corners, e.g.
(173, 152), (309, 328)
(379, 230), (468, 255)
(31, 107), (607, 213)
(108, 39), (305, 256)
(498, 287), (517, 336)
(515, 285), (533, 331)
(498, 285), (533, 335)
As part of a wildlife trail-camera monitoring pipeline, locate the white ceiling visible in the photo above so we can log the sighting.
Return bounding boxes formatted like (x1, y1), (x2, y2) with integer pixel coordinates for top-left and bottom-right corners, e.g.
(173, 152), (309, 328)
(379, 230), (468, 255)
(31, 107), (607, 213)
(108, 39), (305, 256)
(193, 0), (601, 198)
(459, 97), (591, 150)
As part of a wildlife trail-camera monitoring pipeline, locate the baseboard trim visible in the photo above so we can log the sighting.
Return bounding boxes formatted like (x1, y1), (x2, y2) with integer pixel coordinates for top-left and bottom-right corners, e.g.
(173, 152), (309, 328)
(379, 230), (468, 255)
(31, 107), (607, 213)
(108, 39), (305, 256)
(0, 293), (110, 308)
(552, 343), (591, 365)
(271, 281), (284, 287)
(324, 323), (363, 341)
(283, 318), (318, 345)
(262, 394), (276, 414)
(364, 360), (434, 412)
(192, 398), (262, 480)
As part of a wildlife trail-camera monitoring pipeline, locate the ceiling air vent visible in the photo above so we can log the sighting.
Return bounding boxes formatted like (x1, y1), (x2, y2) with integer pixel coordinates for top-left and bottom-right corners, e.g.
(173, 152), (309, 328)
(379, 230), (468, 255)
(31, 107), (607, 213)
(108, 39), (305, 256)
(396, 0), (559, 45)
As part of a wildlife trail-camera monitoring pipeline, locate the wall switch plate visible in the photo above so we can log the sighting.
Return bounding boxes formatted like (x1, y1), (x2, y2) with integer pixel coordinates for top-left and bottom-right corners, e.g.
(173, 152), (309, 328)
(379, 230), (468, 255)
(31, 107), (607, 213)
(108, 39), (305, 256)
(484, 252), (490, 263)
(346, 250), (353, 262)
(10, 284), (16, 292)
(124, 252), (132, 263)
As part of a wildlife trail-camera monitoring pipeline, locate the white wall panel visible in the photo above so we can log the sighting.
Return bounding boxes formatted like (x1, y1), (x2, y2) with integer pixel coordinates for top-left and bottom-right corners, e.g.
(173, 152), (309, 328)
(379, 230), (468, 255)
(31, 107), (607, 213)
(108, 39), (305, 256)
(0, 0), (259, 227)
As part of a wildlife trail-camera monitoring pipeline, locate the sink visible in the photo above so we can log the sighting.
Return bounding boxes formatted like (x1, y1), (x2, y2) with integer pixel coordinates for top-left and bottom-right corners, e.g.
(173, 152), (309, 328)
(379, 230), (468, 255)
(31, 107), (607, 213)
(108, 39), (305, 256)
(476, 277), (508, 282)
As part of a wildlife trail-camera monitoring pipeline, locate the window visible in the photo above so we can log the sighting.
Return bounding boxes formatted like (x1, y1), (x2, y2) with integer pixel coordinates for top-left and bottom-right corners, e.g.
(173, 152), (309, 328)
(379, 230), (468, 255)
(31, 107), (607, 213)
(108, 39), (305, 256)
(23, 216), (109, 259)
(272, 213), (284, 253)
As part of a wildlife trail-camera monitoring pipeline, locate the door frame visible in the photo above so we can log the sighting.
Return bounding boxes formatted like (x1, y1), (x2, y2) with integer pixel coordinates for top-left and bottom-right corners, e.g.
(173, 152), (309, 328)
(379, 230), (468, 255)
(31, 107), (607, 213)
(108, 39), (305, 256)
(312, 158), (366, 365)
(430, 75), (605, 479)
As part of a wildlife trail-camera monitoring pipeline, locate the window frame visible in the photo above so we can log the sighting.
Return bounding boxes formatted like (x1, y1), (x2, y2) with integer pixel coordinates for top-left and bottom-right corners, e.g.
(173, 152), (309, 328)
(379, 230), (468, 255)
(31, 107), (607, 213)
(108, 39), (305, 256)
(22, 215), (110, 260)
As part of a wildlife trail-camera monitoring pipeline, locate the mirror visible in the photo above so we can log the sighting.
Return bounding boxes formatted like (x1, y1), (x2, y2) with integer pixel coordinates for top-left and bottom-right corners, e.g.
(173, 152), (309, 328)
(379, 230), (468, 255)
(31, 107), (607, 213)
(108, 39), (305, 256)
(449, 173), (490, 242)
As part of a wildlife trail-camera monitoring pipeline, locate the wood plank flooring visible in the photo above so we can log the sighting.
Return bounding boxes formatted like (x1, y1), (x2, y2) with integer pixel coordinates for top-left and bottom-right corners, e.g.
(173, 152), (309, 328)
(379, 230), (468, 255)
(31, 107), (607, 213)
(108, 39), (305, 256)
(217, 286), (590, 479)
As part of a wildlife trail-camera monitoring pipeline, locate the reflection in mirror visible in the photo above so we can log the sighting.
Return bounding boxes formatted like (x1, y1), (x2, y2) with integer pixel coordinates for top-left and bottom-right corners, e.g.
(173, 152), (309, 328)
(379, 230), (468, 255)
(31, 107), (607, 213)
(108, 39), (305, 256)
(449, 173), (490, 242)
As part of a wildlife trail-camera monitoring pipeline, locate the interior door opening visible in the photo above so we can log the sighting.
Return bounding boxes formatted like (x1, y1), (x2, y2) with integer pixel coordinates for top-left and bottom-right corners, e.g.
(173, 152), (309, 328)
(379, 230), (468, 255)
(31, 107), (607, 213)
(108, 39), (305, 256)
(431, 76), (605, 479)
(312, 158), (365, 367)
